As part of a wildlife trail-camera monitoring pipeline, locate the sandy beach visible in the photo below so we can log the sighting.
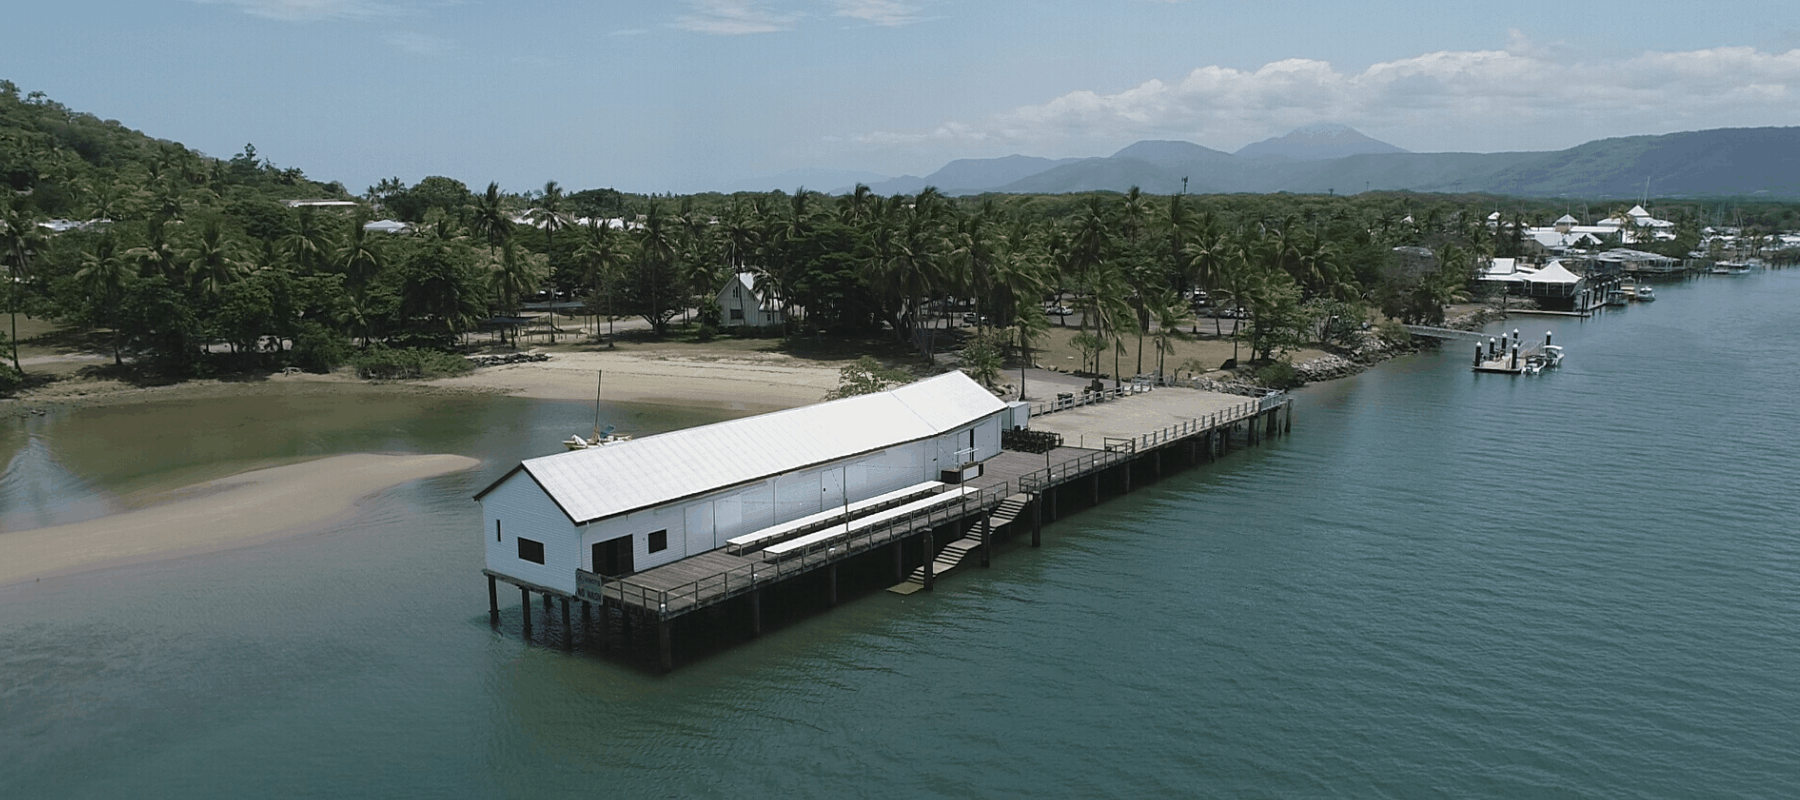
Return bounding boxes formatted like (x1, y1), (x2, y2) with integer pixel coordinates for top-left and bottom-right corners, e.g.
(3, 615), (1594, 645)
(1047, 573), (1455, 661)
(0, 453), (480, 587)
(425, 348), (850, 412)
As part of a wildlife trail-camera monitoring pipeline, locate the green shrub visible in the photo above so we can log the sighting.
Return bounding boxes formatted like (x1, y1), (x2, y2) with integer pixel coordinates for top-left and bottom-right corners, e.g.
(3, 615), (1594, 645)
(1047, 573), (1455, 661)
(0, 363), (23, 396)
(1255, 359), (1303, 389)
(350, 345), (475, 380)
(292, 322), (348, 373)
(1377, 319), (1413, 347)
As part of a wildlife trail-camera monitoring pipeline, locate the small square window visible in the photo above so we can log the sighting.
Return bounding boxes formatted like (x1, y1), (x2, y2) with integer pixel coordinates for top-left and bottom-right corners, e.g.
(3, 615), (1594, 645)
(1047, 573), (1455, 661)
(517, 537), (545, 564)
(647, 530), (668, 553)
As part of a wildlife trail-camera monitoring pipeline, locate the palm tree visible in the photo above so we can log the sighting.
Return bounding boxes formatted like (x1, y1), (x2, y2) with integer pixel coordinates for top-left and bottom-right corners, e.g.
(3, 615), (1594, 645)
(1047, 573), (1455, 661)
(488, 239), (543, 343)
(0, 204), (45, 371)
(575, 218), (628, 342)
(282, 208), (335, 275)
(525, 182), (571, 341)
(335, 212), (385, 296)
(76, 234), (134, 365)
(181, 219), (249, 300)
(470, 182), (512, 259)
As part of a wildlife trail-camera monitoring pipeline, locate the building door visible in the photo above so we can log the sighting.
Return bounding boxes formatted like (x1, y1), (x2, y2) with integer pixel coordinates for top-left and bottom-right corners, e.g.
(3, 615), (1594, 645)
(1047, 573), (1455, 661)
(592, 536), (634, 577)
(821, 467), (845, 513)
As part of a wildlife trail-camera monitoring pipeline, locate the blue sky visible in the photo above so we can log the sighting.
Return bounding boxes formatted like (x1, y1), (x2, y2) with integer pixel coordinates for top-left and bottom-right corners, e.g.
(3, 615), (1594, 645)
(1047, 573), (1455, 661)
(9, 1), (1800, 194)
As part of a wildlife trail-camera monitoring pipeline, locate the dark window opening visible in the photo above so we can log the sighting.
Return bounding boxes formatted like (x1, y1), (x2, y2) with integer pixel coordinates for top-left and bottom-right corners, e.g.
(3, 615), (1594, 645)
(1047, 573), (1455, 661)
(729, 308), (745, 320)
(517, 537), (545, 565)
(648, 529), (668, 553)
(593, 537), (634, 576)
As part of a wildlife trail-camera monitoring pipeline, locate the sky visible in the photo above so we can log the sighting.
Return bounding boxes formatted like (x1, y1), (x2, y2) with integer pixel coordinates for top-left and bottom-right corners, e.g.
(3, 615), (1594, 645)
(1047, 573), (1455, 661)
(8, 0), (1800, 195)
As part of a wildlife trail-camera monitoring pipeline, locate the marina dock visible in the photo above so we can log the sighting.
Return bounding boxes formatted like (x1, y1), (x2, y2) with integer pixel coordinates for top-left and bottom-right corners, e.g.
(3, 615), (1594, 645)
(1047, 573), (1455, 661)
(482, 382), (1292, 671)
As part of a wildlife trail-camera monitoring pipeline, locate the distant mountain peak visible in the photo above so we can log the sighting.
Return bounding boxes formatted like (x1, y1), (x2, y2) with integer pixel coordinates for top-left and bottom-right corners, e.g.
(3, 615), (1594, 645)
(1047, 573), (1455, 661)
(1235, 124), (1409, 161)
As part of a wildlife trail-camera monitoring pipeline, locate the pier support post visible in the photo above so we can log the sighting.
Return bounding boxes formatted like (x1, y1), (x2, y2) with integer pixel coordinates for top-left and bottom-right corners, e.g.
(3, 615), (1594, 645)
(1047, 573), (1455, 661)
(1032, 495), (1042, 548)
(1122, 461), (1132, 494)
(893, 541), (904, 582)
(520, 586), (533, 641)
(581, 600), (591, 636)
(750, 590), (762, 637)
(657, 619), (672, 673)
(923, 531), (935, 591)
(543, 592), (552, 612)
(827, 563), (838, 606)
(560, 597), (572, 650)
(1285, 402), (1293, 434)
(1091, 473), (1100, 507)
(487, 576), (499, 625)
(980, 517), (991, 568)
(1155, 450), (1162, 479)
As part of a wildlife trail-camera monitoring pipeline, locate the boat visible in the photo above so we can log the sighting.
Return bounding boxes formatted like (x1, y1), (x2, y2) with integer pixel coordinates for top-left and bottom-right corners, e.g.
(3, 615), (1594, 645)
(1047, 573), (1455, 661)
(1605, 289), (1630, 307)
(1635, 285), (1656, 301)
(563, 370), (632, 450)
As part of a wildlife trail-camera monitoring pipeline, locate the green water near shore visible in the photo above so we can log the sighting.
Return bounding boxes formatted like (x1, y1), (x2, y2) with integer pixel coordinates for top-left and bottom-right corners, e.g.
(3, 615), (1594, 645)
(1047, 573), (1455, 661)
(4, 270), (1799, 798)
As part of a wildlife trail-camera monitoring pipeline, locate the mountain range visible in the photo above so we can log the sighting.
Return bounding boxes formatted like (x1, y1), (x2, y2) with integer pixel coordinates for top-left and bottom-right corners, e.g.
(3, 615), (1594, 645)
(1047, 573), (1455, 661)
(802, 124), (1800, 199)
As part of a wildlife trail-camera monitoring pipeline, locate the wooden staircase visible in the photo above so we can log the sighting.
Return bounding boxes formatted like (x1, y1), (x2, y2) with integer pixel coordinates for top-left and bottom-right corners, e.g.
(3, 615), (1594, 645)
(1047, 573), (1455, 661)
(888, 493), (1034, 594)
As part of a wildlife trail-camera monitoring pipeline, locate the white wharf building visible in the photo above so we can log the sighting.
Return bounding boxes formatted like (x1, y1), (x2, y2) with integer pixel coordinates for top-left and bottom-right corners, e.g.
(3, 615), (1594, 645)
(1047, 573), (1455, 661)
(474, 371), (1009, 596)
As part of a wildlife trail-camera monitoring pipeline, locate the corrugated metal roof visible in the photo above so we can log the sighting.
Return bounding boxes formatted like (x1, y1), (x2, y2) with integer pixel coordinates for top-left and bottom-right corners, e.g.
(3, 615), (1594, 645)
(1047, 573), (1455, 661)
(510, 371), (1003, 524)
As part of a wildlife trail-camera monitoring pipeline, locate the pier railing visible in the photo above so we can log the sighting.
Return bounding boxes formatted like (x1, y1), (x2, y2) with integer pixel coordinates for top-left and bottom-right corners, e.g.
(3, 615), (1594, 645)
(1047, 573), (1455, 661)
(1030, 384), (1149, 417)
(1017, 397), (1279, 495)
(602, 481), (1014, 618)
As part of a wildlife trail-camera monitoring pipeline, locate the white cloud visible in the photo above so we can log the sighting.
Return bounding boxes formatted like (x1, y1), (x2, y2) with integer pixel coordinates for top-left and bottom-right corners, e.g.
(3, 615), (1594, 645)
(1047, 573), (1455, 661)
(186, 0), (383, 22)
(386, 31), (452, 55)
(674, 0), (800, 35)
(827, 0), (924, 26)
(858, 42), (1800, 156)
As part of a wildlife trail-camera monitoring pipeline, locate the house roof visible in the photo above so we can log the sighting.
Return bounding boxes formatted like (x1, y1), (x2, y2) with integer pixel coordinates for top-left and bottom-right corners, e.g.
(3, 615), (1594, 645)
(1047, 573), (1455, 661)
(477, 371), (1005, 524)
(1524, 261), (1582, 284)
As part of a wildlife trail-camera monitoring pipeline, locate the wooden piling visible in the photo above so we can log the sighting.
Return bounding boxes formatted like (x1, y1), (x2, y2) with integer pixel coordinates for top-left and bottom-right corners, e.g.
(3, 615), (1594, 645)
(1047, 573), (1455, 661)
(923, 530), (935, 591)
(827, 563), (839, 606)
(560, 596), (572, 650)
(520, 586), (532, 641)
(750, 589), (762, 636)
(892, 541), (904, 582)
(487, 575), (499, 624)
(1031, 494), (1042, 547)
(657, 619), (672, 672)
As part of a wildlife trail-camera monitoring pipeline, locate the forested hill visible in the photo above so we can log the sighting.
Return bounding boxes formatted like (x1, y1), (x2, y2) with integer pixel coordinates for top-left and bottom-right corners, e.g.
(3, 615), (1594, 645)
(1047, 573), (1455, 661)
(0, 79), (348, 217)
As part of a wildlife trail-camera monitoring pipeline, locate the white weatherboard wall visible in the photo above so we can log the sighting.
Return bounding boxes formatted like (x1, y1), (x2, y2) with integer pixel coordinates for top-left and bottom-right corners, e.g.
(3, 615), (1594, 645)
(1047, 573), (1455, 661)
(565, 440), (934, 575)
(482, 473), (583, 594)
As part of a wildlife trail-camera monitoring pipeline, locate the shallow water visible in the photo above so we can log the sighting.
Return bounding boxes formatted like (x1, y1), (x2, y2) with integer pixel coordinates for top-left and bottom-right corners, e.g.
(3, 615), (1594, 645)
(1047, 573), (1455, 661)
(3, 271), (1799, 798)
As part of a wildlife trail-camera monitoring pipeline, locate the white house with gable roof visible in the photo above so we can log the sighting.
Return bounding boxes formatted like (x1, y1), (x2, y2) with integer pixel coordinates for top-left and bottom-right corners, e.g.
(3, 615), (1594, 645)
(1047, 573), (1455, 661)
(474, 371), (1008, 594)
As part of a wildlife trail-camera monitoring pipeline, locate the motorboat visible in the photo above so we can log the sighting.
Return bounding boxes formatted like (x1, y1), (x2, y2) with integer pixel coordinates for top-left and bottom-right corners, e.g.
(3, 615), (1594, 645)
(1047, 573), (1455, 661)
(1635, 286), (1656, 301)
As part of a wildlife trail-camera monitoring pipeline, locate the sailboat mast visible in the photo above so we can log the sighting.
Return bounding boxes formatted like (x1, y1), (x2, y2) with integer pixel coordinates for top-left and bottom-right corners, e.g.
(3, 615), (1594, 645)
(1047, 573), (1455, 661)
(601, 371), (615, 443)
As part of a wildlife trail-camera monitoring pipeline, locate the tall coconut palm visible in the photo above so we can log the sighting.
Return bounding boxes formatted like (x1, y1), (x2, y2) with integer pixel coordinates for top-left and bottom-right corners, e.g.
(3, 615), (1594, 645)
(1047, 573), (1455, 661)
(335, 212), (385, 296)
(575, 218), (628, 341)
(76, 234), (134, 364)
(470, 182), (512, 259)
(181, 219), (249, 300)
(0, 204), (45, 371)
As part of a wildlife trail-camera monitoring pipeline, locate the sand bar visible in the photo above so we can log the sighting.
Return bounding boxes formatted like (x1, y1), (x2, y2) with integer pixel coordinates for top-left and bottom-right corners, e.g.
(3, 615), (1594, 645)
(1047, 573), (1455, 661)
(0, 452), (479, 587)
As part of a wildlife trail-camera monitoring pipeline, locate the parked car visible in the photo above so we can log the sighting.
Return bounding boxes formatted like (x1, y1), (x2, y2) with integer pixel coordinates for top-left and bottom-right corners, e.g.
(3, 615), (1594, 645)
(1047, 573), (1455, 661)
(1045, 305), (1073, 316)
(961, 313), (990, 325)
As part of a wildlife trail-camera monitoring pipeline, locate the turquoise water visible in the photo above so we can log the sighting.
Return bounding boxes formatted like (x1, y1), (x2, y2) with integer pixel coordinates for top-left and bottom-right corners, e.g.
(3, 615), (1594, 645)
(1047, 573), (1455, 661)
(4, 272), (1799, 798)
